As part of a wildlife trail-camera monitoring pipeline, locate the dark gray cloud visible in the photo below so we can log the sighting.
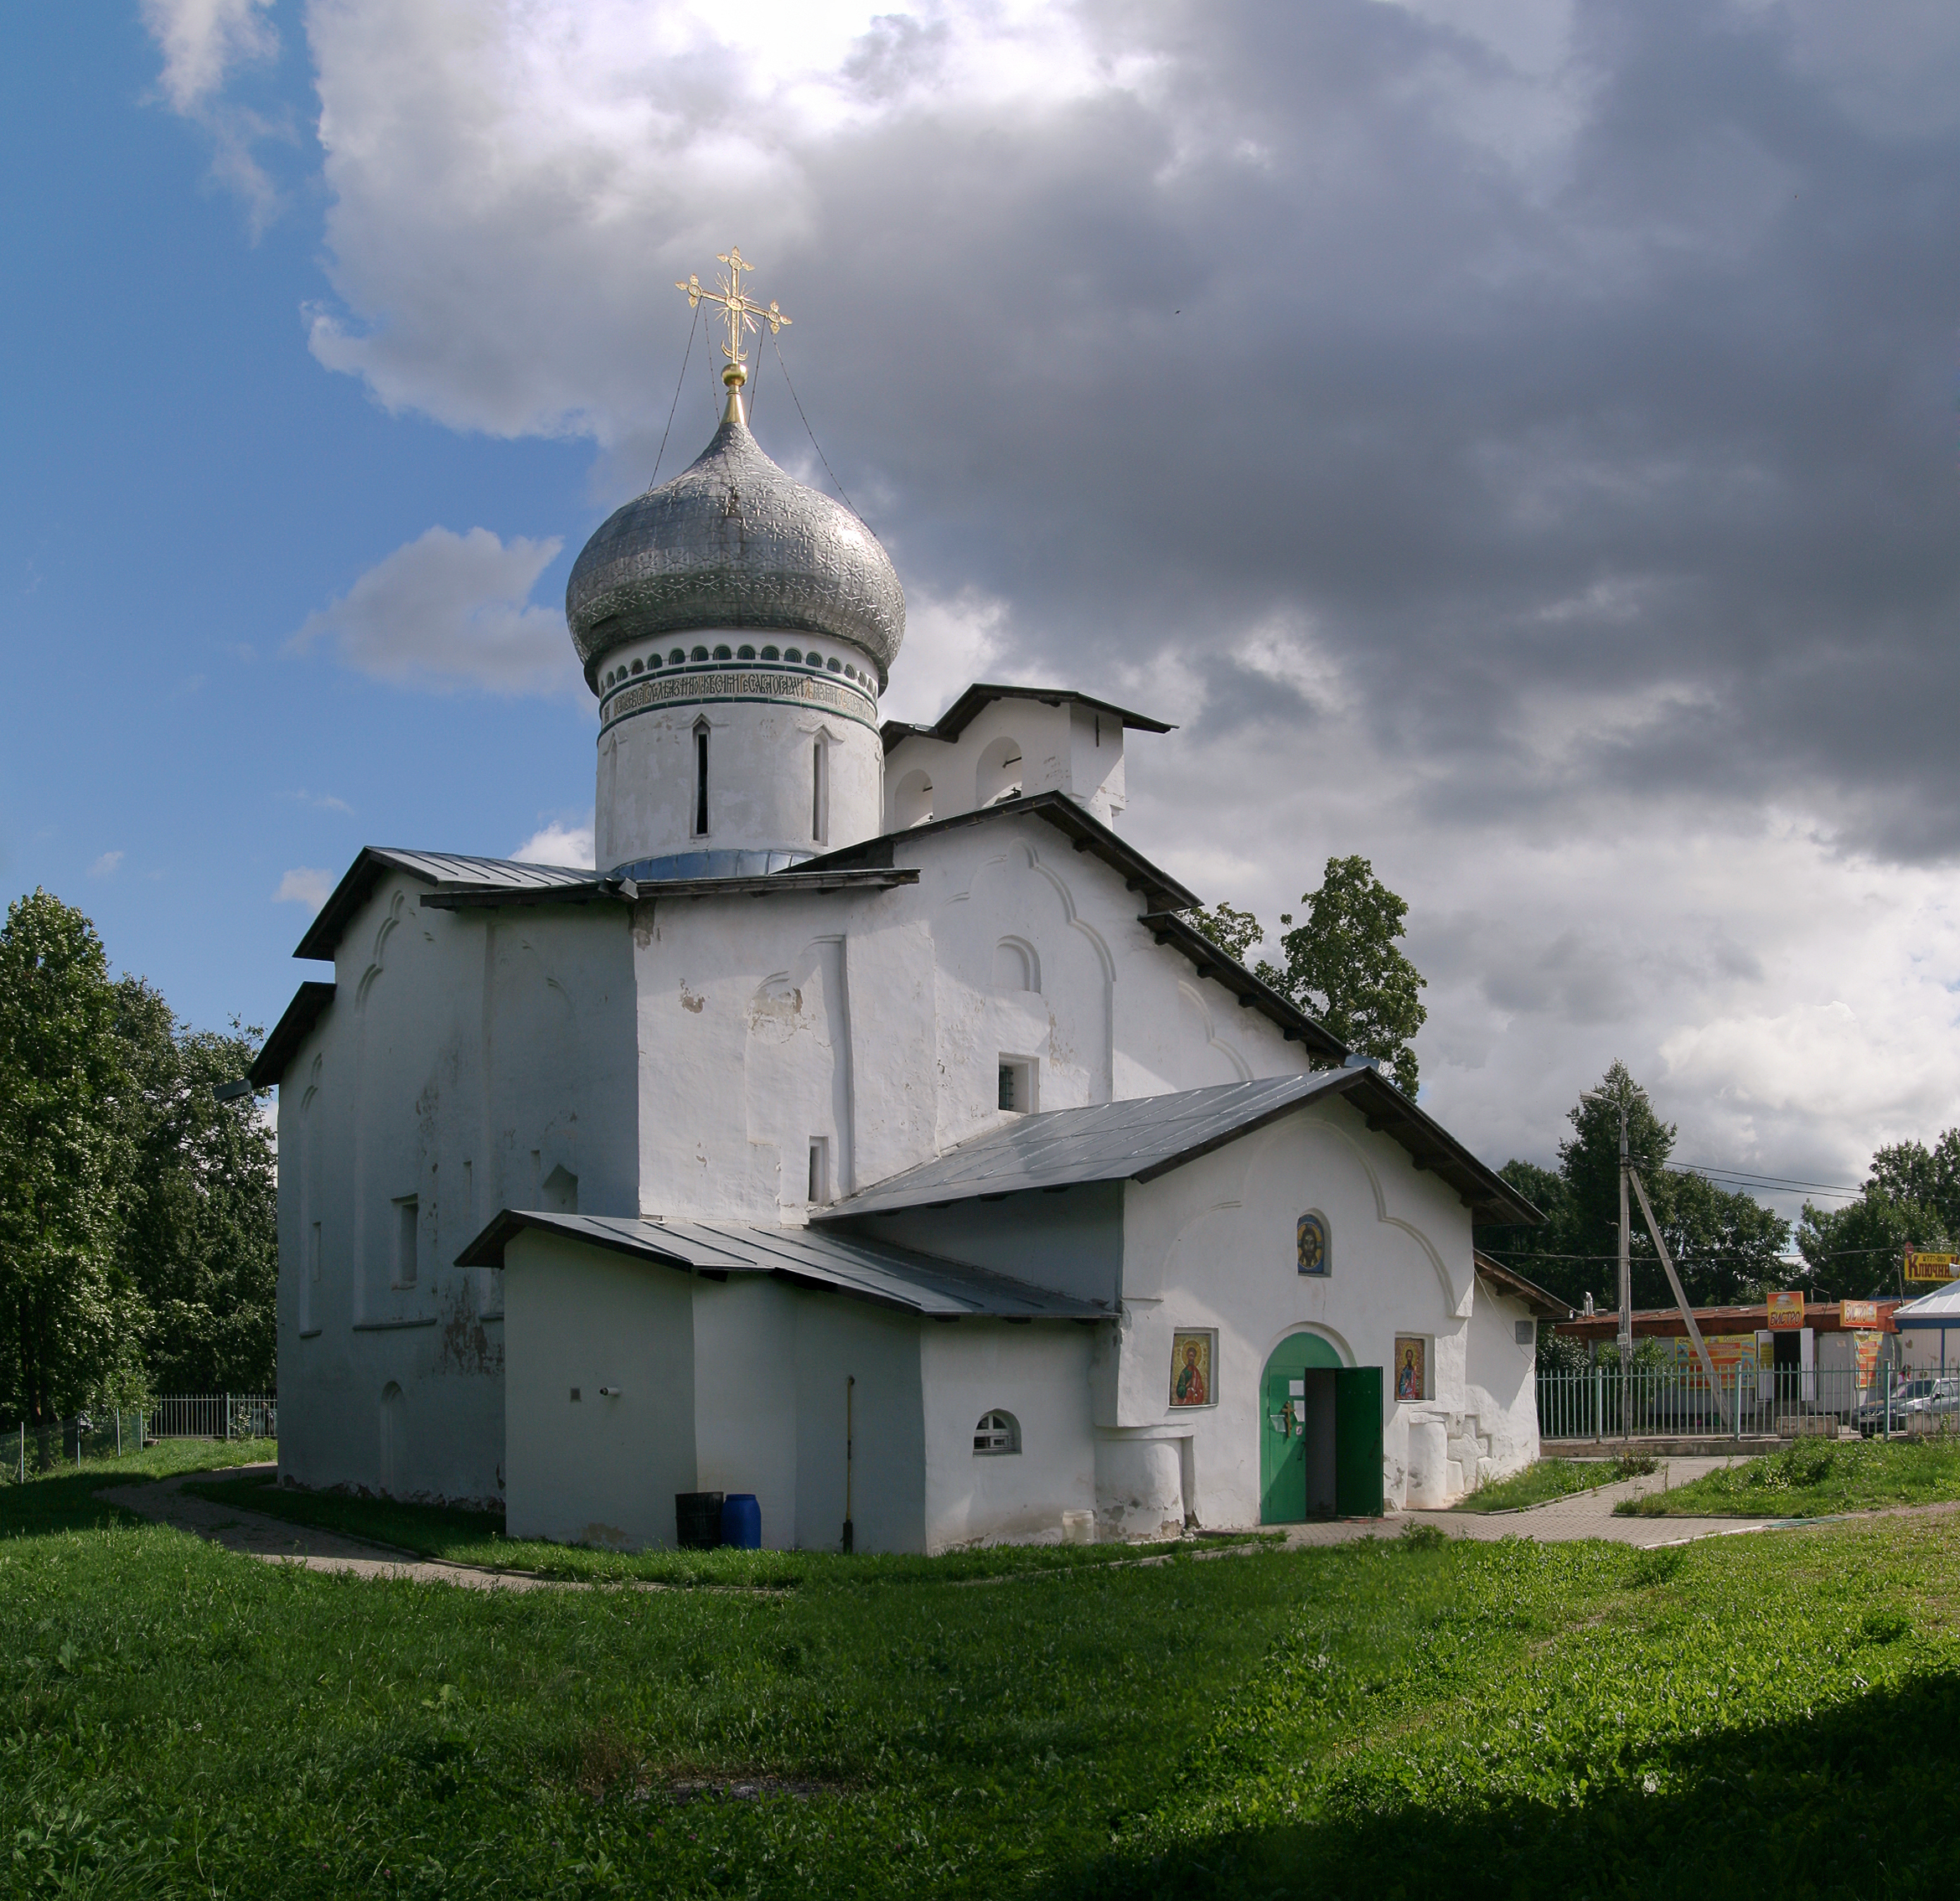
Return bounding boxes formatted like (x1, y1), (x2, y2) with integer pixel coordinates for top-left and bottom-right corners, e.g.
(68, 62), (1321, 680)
(176, 0), (1960, 1180)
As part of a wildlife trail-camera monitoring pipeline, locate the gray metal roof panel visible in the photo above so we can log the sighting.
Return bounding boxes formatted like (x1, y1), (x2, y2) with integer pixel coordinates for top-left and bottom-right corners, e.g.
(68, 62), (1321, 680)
(880, 683), (1173, 752)
(819, 1077), (1347, 1215)
(794, 788), (1201, 913)
(454, 1211), (1102, 1318)
(248, 979), (335, 1087)
(294, 847), (602, 959)
(817, 1072), (1542, 1227)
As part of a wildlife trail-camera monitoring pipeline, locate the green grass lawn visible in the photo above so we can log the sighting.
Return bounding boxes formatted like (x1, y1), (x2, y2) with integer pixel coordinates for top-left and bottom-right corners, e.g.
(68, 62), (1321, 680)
(1619, 1436), (1960, 1519)
(3, 1444), (1959, 1897)
(178, 1468), (1259, 1586)
(1452, 1451), (1657, 1513)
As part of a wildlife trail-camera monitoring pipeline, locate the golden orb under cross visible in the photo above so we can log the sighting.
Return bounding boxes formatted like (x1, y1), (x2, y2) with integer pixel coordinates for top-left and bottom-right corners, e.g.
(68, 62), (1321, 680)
(675, 245), (791, 386)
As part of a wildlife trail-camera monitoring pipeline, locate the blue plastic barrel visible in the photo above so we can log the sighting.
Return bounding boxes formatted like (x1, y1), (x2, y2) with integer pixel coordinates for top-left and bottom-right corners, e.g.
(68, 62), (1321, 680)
(721, 1492), (761, 1550)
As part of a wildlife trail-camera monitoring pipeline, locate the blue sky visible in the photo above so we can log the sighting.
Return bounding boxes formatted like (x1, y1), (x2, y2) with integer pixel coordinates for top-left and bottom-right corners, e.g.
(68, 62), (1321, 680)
(6, 1), (1960, 1205)
(1, 4), (597, 1041)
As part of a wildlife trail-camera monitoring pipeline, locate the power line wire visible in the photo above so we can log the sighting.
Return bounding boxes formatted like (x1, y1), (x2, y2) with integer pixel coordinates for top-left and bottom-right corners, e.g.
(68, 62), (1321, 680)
(772, 333), (861, 522)
(646, 303), (701, 491)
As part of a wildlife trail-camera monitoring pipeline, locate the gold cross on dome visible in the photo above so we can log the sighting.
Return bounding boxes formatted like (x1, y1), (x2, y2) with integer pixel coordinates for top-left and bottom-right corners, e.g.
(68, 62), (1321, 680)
(675, 245), (792, 370)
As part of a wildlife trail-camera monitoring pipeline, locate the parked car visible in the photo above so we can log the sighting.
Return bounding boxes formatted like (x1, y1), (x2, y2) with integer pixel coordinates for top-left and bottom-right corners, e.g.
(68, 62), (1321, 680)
(1855, 1377), (1953, 1436)
(1902, 1377), (1960, 1428)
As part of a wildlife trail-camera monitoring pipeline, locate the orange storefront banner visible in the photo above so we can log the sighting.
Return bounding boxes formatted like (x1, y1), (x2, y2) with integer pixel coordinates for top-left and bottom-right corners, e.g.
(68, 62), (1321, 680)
(1841, 1300), (1880, 1327)
(1766, 1290), (1805, 1330)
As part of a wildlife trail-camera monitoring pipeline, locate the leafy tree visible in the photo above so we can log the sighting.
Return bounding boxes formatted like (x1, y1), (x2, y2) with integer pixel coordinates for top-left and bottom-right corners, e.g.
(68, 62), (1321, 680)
(1476, 1062), (1789, 1313)
(1794, 1134), (1960, 1298)
(1257, 856), (1427, 1093)
(0, 891), (145, 1421)
(0, 891), (276, 1419)
(113, 980), (276, 1392)
(1187, 901), (1264, 967)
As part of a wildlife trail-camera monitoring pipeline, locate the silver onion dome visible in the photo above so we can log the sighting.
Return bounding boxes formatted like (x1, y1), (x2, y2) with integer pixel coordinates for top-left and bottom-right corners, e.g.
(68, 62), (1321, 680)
(566, 386), (905, 690)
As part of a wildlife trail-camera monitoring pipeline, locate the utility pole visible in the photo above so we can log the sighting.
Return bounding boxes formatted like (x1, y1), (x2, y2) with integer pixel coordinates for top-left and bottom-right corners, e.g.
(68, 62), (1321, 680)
(1617, 1097), (1632, 1436)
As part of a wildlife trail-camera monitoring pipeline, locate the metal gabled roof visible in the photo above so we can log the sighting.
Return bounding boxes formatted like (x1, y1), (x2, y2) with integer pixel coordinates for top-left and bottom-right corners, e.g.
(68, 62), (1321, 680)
(294, 848), (602, 960)
(880, 683), (1173, 752)
(248, 979), (335, 1087)
(795, 788), (1201, 915)
(816, 1072), (1542, 1227)
(453, 1211), (1106, 1320)
(1138, 908), (1347, 1062)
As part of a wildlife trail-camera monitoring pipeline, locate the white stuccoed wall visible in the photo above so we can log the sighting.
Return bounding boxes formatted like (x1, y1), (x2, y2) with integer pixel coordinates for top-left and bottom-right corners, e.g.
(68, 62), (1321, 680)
(1462, 1276), (1543, 1485)
(886, 698), (1128, 829)
(281, 751), (1530, 1532)
(275, 876), (637, 1507)
(1113, 1097), (1482, 1520)
(626, 810), (1311, 1225)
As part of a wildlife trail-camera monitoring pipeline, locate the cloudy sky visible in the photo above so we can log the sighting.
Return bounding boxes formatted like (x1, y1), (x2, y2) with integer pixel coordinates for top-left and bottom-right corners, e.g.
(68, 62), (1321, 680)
(5, 0), (1958, 1210)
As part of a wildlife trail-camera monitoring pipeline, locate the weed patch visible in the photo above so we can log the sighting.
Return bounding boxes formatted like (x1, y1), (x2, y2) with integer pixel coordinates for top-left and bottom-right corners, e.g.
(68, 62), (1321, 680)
(1453, 1452), (1654, 1513)
(1619, 1438), (1960, 1517)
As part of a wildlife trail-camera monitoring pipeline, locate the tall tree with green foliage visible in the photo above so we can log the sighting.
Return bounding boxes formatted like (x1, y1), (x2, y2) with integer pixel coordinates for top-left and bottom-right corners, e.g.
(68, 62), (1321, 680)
(0, 891), (145, 1421)
(1477, 1062), (1789, 1313)
(1187, 861), (1429, 1092)
(1186, 901), (1264, 968)
(1795, 1134), (1960, 1298)
(114, 979), (276, 1392)
(1259, 856), (1427, 1093)
(0, 891), (276, 1419)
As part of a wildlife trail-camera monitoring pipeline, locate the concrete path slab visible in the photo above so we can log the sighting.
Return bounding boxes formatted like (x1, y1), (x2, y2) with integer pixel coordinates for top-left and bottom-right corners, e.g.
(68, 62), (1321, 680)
(98, 1466), (568, 1591)
(1266, 1456), (1775, 1549)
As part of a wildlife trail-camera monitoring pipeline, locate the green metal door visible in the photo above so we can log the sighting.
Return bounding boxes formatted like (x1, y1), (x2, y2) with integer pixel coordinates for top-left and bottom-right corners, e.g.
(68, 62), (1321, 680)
(1259, 1332), (1343, 1524)
(1334, 1366), (1384, 1517)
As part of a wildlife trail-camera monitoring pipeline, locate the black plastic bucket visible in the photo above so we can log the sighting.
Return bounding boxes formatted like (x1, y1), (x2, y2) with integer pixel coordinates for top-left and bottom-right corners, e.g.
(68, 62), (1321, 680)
(675, 1490), (725, 1549)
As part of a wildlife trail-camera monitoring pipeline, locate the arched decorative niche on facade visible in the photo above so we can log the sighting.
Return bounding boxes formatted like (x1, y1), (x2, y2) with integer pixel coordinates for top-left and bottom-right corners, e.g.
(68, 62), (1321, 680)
(893, 769), (934, 829)
(975, 736), (1024, 807)
(973, 1409), (1021, 1455)
(1295, 1211), (1330, 1276)
(992, 937), (1040, 994)
(379, 1382), (405, 1494)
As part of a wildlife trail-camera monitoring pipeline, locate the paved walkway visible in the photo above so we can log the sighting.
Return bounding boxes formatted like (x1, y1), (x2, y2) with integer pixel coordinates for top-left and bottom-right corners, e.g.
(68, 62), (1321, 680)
(96, 1456), (1798, 1591)
(99, 1466), (567, 1591)
(1274, 1456), (1775, 1551)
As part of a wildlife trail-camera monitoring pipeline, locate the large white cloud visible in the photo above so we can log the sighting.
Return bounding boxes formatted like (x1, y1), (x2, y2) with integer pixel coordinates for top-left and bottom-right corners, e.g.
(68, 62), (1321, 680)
(289, 525), (575, 695)
(154, 0), (1960, 1195)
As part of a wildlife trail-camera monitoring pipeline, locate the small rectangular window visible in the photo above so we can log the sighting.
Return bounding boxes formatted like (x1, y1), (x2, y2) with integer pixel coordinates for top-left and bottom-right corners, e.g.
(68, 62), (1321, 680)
(998, 1058), (1034, 1114)
(807, 1138), (830, 1205)
(1515, 1319), (1536, 1347)
(811, 739), (827, 844)
(393, 1196), (418, 1289)
(693, 725), (710, 835)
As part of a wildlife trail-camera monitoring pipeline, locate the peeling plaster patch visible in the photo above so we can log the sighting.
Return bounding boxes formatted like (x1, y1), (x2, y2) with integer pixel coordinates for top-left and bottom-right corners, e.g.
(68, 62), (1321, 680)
(679, 984), (706, 1014)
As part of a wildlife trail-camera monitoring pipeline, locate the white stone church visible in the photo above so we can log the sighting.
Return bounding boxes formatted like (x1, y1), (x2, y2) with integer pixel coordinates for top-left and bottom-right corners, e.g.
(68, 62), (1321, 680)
(256, 323), (1553, 1551)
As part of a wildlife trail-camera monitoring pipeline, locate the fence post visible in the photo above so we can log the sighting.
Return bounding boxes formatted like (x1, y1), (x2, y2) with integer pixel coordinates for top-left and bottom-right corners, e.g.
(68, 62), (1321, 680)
(225, 1392), (232, 1442)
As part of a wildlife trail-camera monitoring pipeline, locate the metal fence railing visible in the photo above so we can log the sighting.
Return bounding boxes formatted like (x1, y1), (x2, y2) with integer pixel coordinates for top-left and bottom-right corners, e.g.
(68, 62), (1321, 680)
(3, 1392), (278, 1484)
(147, 1392), (277, 1442)
(1538, 1364), (1956, 1443)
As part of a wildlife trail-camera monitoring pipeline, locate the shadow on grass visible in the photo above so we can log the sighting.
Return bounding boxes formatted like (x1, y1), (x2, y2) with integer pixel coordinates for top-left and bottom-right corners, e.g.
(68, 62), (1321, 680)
(1058, 1671), (1960, 1899)
(184, 1468), (1277, 1587)
(0, 1440), (281, 1539)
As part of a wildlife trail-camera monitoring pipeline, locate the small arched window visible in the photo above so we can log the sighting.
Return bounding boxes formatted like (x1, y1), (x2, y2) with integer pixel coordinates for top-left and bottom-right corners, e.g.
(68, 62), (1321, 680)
(692, 717), (711, 836)
(893, 768), (933, 829)
(973, 1409), (1021, 1455)
(976, 736), (1024, 807)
